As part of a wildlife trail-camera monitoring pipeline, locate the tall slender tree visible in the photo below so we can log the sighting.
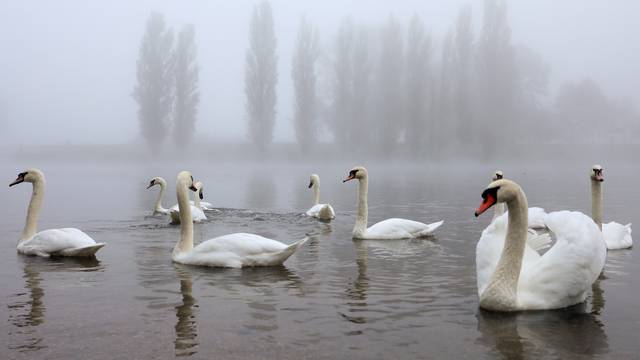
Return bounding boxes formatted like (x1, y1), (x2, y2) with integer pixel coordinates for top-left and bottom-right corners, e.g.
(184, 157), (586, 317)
(451, 6), (475, 152)
(245, 1), (278, 153)
(292, 17), (320, 153)
(330, 18), (354, 147)
(133, 12), (174, 152)
(172, 24), (200, 149)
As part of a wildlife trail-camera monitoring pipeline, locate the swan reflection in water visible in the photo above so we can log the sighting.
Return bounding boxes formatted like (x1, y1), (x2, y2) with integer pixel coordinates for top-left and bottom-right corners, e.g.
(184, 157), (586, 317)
(8, 257), (101, 353)
(173, 266), (199, 357)
(476, 299), (608, 359)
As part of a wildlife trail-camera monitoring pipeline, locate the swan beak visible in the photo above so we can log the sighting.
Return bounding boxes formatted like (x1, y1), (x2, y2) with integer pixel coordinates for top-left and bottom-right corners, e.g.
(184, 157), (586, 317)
(343, 175), (355, 183)
(9, 176), (24, 187)
(189, 184), (198, 192)
(146, 183), (154, 189)
(199, 191), (204, 200)
(308, 182), (313, 188)
(595, 174), (604, 182)
(475, 195), (496, 217)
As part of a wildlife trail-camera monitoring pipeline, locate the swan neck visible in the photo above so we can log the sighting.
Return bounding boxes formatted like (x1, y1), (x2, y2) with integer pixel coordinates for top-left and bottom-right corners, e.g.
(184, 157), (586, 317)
(492, 203), (505, 222)
(174, 180), (194, 257)
(194, 188), (201, 209)
(22, 179), (45, 242)
(591, 179), (603, 230)
(353, 177), (368, 237)
(154, 181), (166, 212)
(312, 183), (320, 205)
(481, 188), (528, 310)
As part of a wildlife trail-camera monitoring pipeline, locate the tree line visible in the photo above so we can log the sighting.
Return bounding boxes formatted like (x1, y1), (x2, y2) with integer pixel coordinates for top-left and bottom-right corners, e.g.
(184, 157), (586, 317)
(134, 1), (640, 158)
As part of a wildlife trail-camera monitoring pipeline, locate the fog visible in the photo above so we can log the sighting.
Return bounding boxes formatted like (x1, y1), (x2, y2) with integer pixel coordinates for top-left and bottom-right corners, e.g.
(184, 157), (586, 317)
(1, 0), (639, 161)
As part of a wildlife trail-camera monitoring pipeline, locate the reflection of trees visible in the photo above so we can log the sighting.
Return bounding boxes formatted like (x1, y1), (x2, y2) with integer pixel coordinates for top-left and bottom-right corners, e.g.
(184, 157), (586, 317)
(174, 268), (198, 357)
(476, 304), (609, 359)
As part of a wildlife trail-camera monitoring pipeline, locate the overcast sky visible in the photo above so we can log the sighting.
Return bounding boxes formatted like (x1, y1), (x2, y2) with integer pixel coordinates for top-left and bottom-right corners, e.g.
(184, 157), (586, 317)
(1, 0), (638, 145)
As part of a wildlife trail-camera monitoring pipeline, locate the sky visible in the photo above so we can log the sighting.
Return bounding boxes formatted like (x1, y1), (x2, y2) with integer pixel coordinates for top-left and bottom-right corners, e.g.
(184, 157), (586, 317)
(1, 0), (639, 145)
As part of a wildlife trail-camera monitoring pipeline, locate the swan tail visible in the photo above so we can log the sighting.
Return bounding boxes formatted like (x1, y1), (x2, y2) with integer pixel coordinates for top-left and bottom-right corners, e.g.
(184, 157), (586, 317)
(272, 237), (308, 265)
(317, 205), (335, 221)
(59, 243), (106, 257)
(526, 229), (552, 252)
(417, 220), (444, 237)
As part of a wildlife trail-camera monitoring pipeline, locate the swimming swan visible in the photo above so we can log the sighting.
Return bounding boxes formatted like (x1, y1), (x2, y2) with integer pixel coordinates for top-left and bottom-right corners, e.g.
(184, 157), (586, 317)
(9, 169), (105, 258)
(475, 179), (606, 311)
(343, 166), (443, 239)
(590, 165), (632, 250)
(147, 177), (170, 215)
(171, 171), (307, 268)
(305, 174), (335, 221)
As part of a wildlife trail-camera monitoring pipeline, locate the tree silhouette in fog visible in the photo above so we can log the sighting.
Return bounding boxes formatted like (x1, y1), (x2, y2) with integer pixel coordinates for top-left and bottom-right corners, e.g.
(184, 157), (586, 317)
(133, 12), (174, 152)
(172, 24), (200, 149)
(245, 1), (278, 154)
(292, 17), (319, 154)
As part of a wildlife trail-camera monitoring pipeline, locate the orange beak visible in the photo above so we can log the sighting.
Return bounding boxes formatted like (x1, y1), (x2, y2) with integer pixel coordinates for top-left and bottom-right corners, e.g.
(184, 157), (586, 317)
(343, 174), (356, 183)
(475, 194), (496, 217)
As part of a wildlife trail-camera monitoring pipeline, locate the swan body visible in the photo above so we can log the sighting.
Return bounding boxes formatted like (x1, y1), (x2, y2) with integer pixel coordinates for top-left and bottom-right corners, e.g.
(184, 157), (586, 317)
(306, 174), (335, 221)
(170, 181), (207, 224)
(590, 165), (633, 249)
(171, 171), (307, 268)
(343, 166), (443, 239)
(10, 169), (105, 258)
(475, 179), (606, 311)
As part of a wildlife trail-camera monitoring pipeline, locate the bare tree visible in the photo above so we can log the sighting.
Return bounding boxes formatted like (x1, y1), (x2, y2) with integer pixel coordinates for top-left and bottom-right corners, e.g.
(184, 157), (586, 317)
(330, 18), (354, 147)
(404, 15), (431, 155)
(172, 24), (200, 149)
(292, 17), (320, 153)
(133, 12), (174, 152)
(350, 26), (372, 149)
(451, 6), (475, 153)
(245, 1), (278, 153)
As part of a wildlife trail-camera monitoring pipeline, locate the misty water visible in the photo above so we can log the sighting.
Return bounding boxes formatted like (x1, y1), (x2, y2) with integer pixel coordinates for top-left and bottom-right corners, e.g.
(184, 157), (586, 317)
(0, 159), (637, 359)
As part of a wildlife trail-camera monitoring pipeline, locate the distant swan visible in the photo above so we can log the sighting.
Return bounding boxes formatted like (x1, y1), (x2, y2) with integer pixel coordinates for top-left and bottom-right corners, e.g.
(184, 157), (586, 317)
(490, 170), (547, 230)
(171, 171), (307, 268)
(147, 177), (170, 215)
(475, 179), (606, 311)
(343, 166), (443, 239)
(305, 174), (335, 221)
(590, 165), (632, 249)
(193, 181), (214, 211)
(9, 169), (105, 257)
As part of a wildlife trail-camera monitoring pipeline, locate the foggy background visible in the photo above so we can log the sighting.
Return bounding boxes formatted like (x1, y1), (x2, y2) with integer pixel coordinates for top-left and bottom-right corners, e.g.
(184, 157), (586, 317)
(1, 0), (639, 161)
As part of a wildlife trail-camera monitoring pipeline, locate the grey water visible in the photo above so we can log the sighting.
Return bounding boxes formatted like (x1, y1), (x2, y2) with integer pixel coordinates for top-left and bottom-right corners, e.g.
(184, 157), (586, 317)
(0, 160), (638, 359)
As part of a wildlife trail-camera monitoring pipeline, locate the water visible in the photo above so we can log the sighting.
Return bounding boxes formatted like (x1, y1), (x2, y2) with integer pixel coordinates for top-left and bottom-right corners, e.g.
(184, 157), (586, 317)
(0, 159), (638, 359)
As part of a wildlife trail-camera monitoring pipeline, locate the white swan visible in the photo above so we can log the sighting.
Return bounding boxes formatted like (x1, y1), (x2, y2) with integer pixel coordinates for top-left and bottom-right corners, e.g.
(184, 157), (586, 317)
(171, 171), (307, 268)
(147, 177), (170, 215)
(193, 181), (215, 211)
(490, 170), (547, 230)
(474, 179), (606, 311)
(168, 179), (207, 224)
(9, 169), (106, 258)
(343, 166), (443, 239)
(590, 165), (632, 250)
(305, 174), (335, 221)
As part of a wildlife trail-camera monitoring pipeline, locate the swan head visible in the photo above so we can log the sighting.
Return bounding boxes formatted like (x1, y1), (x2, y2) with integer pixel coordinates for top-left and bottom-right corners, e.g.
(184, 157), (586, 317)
(9, 168), (44, 187)
(194, 181), (204, 199)
(475, 179), (520, 217)
(492, 170), (504, 181)
(309, 174), (320, 189)
(591, 165), (604, 182)
(146, 176), (167, 189)
(343, 166), (367, 183)
(177, 171), (199, 192)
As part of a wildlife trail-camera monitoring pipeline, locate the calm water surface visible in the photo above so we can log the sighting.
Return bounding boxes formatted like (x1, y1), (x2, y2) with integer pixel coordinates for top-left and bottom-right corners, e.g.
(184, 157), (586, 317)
(0, 160), (638, 359)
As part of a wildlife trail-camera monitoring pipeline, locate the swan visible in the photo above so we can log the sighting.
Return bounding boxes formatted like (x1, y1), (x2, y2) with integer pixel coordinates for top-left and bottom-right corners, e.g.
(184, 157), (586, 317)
(171, 171), (307, 268)
(9, 169), (106, 258)
(490, 170), (547, 230)
(590, 165), (632, 250)
(305, 174), (335, 221)
(193, 181), (215, 211)
(343, 166), (443, 239)
(147, 177), (171, 215)
(474, 179), (606, 311)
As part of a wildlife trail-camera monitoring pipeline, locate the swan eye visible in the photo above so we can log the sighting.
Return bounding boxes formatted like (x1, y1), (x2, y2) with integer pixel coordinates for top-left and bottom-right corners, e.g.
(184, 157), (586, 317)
(350, 170), (358, 177)
(481, 186), (500, 200)
(19, 172), (27, 177)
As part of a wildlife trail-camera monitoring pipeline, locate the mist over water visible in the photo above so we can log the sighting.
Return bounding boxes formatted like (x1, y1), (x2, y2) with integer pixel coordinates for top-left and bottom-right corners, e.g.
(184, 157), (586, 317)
(1, 1), (639, 359)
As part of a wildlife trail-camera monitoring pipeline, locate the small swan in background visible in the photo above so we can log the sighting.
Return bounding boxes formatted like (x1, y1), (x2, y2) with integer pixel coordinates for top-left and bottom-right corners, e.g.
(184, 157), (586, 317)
(9, 169), (105, 257)
(305, 174), (335, 221)
(490, 170), (547, 229)
(147, 177), (170, 215)
(193, 181), (215, 211)
(475, 179), (606, 311)
(171, 171), (307, 268)
(343, 166), (443, 239)
(590, 165), (632, 250)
